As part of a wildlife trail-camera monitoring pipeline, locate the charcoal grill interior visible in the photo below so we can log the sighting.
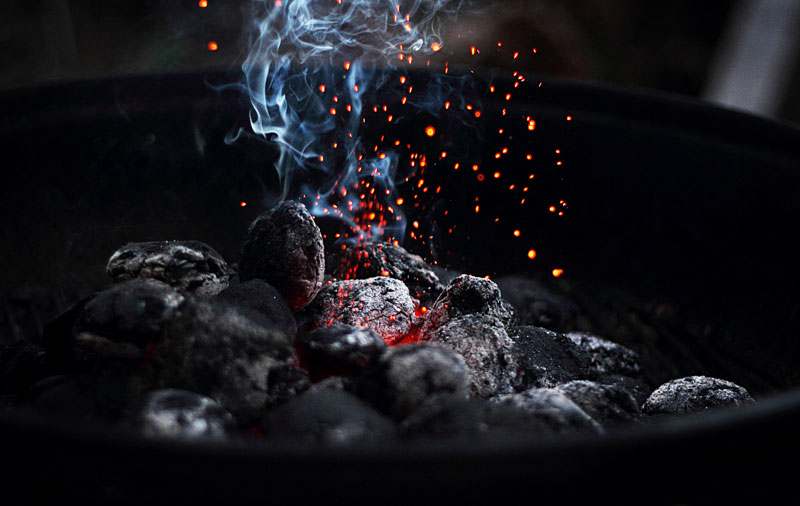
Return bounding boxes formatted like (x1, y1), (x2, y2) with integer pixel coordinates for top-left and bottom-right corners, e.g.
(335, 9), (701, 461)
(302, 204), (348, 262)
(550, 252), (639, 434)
(2, 72), (800, 503)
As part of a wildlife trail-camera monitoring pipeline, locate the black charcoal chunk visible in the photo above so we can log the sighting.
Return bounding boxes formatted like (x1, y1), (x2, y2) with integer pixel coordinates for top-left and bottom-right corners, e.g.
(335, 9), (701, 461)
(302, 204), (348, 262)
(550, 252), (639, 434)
(496, 276), (579, 331)
(135, 389), (234, 439)
(557, 380), (640, 425)
(401, 396), (562, 441)
(239, 201), (325, 310)
(107, 241), (232, 296)
(642, 376), (754, 416)
(355, 344), (469, 419)
(422, 275), (514, 334)
(74, 279), (186, 349)
(144, 301), (293, 422)
(217, 280), (297, 338)
(566, 332), (642, 377)
(263, 390), (397, 446)
(426, 315), (519, 398)
(302, 277), (415, 345)
(296, 324), (386, 380)
(493, 387), (602, 434)
(263, 364), (311, 410)
(509, 326), (588, 388)
(329, 242), (443, 302)
(601, 374), (652, 406)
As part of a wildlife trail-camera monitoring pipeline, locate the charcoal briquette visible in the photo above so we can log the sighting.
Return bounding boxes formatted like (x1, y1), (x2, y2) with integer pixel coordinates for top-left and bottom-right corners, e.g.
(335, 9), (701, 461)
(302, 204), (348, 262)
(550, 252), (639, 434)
(107, 241), (232, 296)
(239, 201), (325, 310)
(217, 279), (297, 338)
(135, 389), (235, 439)
(566, 332), (642, 378)
(642, 375), (754, 416)
(557, 380), (641, 425)
(493, 387), (602, 434)
(301, 277), (415, 344)
(355, 343), (469, 419)
(425, 314), (519, 398)
(295, 324), (386, 380)
(421, 275), (514, 334)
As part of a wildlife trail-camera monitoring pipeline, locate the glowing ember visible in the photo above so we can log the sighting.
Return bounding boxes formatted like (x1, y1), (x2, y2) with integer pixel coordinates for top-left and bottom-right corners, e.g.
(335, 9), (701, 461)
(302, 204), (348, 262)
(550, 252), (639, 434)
(552, 268), (565, 278)
(207, 40), (219, 52)
(424, 125), (436, 137)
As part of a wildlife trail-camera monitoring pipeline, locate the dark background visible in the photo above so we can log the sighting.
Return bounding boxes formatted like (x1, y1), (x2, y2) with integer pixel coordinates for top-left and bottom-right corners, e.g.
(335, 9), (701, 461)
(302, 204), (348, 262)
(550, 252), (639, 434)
(4, 1), (799, 121)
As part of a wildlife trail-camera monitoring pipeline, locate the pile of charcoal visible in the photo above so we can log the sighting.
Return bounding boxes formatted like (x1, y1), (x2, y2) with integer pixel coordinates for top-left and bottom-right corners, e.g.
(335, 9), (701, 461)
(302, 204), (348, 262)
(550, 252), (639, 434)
(0, 201), (755, 446)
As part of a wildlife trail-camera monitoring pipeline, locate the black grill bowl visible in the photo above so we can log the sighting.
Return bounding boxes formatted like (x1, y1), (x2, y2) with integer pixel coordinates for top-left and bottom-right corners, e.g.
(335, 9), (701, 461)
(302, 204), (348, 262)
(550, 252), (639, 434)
(1, 72), (799, 504)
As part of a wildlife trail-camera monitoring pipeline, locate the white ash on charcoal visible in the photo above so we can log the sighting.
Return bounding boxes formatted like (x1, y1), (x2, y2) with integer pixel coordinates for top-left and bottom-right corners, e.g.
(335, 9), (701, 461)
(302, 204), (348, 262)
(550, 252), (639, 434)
(557, 380), (641, 425)
(263, 363), (311, 410)
(425, 315), (520, 398)
(642, 376), (754, 416)
(140, 301), (293, 423)
(263, 389), (398, 447)
(354, 344), (469, 420)
(493, 387), (602, 434)
(106, 241), (232, 296)
(508, 326), (589, 389)
(301, 277), (415, 345)
(421, 275), (514, 334)
(566, 332), (642, 378)
(496, 275), (580, 331)
(328, 242), (443, 303)
(134, 389), (235, 440)
(401, 395), (575, 441)
(216, 279), (297, 338)
(239, 201), (325, 310)
(295, 324), (386, 381)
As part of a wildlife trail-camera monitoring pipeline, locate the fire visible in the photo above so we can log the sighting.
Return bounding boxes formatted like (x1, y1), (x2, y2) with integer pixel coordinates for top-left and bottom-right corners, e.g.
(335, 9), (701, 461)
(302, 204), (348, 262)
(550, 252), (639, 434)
(424, 125), (436, 137)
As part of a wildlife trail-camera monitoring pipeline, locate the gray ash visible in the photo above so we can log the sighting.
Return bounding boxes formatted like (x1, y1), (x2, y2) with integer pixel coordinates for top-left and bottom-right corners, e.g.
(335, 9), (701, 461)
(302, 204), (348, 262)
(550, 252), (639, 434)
(642, 376), (754, 416)
(425, 314), (519, 398)
(107, 241), (232, 296)
(301, 277), (415, 345)
(421, 274), (514, 334)
(328, 242), (443, 303)
(239, 201), (325, 311)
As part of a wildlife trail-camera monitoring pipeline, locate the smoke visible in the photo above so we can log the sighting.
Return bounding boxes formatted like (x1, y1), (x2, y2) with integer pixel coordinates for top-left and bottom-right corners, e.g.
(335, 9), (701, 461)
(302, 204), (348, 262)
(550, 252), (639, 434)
(241, 0), (462, 244)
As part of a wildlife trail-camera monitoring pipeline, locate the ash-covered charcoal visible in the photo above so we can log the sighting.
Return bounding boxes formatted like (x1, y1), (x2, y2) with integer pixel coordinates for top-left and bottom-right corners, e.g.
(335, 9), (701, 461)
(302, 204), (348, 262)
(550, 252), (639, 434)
(302, 277), (415, 345)
(143, 301), (293, 422)
(135, 389), (235, 439)
(642, 376), (755, 416)
(59, 280), (187, 369)
(239, 201), (325, 311)
(329, 242), (443, 303)
(307, 376), (352, 394)
(355, 344), (469, 419)
(74, 279), (185, 349)
(493, 387), (602, 434)
(566, 332), (642, 378)
(263, 363), (311, 410)
(401, 395), (563, 441)
(496, 276), (579, 331)
(217, 279), (297, 338)
(510, 326), (590, 389)
(263, 389), (397, 447)
(106, 241), (232, 296)
(557, 380), (641, 425)
(426, 315), (519, 398)
(296, 324), (386, 380)
(421, 275), (514, 334)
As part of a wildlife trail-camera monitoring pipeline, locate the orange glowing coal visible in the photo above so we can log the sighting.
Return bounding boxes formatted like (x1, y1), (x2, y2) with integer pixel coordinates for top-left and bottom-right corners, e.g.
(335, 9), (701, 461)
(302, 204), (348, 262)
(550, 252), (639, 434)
(424, 125), (436, 137)
(207, 41), (219, 52)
